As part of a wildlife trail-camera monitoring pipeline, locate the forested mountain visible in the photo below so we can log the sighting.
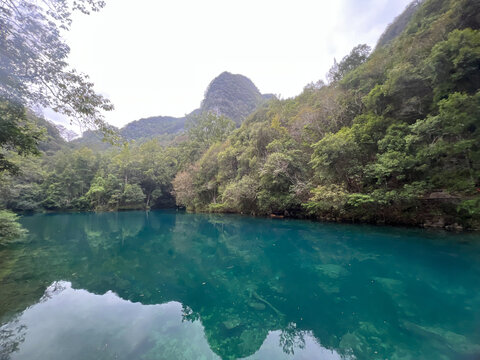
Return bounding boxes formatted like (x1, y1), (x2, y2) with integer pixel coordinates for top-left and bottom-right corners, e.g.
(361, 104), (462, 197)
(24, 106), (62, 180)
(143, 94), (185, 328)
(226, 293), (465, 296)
(199, 72), (274, 125)
(120, 116), (186, 140)
(1, 0), (479, 230)
(70, 72), (270, 146)
(54, 124), (79, 142)
(35, 117), (66, 154)
(70, 129), (116, 151)
(71, 116), (186, 149)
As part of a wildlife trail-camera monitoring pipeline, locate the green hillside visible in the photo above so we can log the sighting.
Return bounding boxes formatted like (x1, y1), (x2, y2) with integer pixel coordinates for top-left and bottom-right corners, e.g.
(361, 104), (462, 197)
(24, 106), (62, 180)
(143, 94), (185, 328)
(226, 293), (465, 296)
(173, 0), (480, 229)
(120, 116), (186, 140)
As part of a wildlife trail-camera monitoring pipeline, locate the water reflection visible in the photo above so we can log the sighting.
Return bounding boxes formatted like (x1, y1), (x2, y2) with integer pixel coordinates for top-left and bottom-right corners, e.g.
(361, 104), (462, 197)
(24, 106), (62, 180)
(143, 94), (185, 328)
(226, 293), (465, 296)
(0, 281), (345, 360)
(0, 211), (479, 359)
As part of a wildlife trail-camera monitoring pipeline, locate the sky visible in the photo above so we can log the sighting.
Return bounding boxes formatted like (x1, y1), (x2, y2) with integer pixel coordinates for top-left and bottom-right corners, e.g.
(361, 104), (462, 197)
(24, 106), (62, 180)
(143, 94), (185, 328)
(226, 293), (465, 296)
(48, 0), (412, 131)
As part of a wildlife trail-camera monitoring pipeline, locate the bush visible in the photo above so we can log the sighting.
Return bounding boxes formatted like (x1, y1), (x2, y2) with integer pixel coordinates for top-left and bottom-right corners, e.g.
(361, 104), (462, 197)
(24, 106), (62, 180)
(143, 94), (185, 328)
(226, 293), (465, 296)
(458, 197), (480, 228)
(0, 210), (27, 244)
(222, 176), (258, 213)
(304, 184), (348, 216)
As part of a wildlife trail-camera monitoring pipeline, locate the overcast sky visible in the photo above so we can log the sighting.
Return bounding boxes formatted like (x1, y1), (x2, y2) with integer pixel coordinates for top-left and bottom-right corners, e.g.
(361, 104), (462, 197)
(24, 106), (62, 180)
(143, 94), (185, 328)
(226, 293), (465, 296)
(49, 0), (412, 131)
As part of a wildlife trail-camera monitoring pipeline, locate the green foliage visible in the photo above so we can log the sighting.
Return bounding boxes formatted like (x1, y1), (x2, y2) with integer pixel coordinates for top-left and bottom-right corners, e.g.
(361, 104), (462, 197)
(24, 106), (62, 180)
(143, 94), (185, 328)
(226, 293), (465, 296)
(0, 101), (44, 174)
(222, 176), (259, 213)
(311, 127), (361, 187)
(458, 197), (480, 228)
(257, 149), (306, 214)
(458, 198), (480, 217)
(0, 0), (114, 219)
(186, 112), (236, 148)
(121, 184), (145, 210)
(175, 112), (236, 169)
(327, 44), (371, 83)
(304, 184), (348, 216)
(426, 28), (480, 101)
(0, 210), (26, 244)
(410, 91), (480, 191)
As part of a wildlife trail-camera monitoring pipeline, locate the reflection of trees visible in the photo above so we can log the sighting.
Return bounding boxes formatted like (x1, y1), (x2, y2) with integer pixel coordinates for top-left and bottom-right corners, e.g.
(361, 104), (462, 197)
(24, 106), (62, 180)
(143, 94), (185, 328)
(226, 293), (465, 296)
(39, 281), (68, 302)
(181, 304), (200, 323)
(84, 212), (147, 251)
(279, 323), (305, 355)
(0, 317), (26, 360)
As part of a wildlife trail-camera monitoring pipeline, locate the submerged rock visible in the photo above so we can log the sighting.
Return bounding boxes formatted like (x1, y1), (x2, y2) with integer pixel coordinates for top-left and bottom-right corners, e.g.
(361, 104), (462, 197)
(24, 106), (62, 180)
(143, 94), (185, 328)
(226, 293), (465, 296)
(315, 264), (348, 278)
(248, 302), (266, 311)
(223, 319), (242, 330)
(402, 321), (480, 354)
(339, 332), (362, 353)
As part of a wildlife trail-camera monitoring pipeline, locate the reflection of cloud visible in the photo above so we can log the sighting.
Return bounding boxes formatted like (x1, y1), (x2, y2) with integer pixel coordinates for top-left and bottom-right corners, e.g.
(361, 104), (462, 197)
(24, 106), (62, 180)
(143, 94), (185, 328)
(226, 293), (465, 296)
(1, 281), (348, 360)
(242, 330), (348, 360)
(1, 282), (219, 360)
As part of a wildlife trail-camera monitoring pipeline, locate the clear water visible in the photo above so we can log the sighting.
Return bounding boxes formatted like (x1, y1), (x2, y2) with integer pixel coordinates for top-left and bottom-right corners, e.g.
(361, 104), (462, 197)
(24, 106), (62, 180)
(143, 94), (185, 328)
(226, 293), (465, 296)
(0, 211), (479, 360)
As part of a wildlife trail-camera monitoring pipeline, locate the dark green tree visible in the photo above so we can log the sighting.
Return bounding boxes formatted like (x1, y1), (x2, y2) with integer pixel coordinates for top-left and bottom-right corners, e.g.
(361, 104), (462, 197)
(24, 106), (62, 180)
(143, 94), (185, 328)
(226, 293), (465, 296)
(0, 101), (43, 174)
(327, 44), (371, 83)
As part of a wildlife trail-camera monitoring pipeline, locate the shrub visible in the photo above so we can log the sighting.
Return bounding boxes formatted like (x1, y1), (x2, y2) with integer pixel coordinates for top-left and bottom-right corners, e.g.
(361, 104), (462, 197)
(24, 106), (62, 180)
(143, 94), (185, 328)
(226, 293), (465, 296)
(0, 210), (27, 244)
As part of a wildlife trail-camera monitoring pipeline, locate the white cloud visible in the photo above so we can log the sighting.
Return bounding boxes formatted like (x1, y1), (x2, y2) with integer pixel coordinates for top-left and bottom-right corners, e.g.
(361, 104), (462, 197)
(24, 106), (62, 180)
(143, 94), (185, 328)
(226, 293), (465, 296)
(60, 0), (412, 129)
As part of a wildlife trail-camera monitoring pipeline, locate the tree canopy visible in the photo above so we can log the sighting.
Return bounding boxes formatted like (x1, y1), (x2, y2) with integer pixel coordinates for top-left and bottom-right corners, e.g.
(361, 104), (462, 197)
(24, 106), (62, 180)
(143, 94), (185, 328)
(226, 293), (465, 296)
(0, 0), (113, 131)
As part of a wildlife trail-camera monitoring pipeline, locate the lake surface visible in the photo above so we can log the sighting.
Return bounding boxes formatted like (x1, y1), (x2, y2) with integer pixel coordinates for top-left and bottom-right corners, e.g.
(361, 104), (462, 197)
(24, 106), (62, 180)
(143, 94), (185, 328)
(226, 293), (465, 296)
(0, 211), (479, 360)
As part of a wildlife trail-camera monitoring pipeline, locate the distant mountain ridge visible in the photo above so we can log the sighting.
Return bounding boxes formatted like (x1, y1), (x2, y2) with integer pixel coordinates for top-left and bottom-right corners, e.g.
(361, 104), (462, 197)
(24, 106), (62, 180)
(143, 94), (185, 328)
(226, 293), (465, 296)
(73, 72), (274, 146)
(121, 116), (186, 141)
(54, 124), (79, 141)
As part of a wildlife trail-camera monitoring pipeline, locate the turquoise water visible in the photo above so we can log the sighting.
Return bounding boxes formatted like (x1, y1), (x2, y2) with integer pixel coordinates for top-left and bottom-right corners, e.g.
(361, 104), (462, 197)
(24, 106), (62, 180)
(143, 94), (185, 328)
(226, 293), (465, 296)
(0, 211), (479, 360)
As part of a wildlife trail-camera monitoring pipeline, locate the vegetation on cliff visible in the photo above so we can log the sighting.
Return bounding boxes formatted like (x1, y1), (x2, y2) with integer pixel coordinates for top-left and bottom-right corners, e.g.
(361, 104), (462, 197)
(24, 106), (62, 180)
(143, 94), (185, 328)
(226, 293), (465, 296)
(172, 0), (480, 229)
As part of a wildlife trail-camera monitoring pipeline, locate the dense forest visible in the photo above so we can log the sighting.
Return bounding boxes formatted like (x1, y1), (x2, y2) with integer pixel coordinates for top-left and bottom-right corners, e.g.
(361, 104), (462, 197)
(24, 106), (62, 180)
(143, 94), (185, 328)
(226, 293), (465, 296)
(174, 0), (480, 230)
(1, 0), (480, 237)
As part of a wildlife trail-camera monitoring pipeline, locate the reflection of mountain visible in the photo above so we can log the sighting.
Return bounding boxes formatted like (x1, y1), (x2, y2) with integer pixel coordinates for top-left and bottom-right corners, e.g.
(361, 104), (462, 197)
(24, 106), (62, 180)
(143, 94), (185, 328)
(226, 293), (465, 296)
(0, 212), (480, 359)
